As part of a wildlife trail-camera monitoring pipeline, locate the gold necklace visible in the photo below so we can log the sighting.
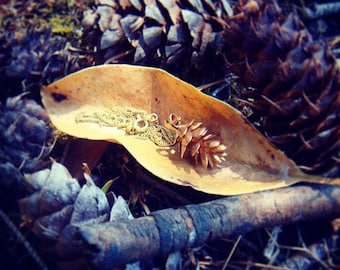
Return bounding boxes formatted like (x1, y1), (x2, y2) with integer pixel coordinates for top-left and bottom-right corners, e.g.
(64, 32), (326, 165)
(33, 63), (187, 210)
(75, 107), (176, 147)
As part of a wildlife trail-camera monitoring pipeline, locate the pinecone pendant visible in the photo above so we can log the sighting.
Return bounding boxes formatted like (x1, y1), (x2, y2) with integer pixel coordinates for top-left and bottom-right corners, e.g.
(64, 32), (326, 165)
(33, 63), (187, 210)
(166, 113), (227, 169)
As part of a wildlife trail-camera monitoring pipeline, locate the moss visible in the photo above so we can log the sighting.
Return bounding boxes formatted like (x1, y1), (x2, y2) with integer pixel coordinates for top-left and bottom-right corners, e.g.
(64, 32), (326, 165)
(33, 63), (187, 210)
(49, 15), (75, 36)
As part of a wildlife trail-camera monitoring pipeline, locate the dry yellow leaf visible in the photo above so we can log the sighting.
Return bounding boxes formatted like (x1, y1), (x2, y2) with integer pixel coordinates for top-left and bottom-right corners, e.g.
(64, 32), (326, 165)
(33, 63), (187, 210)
(41, 65), (336, 195)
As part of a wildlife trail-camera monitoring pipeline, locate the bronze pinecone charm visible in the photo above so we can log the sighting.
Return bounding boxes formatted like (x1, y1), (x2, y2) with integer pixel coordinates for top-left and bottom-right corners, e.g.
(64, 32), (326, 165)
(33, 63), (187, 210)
(166, 113), (227, 169)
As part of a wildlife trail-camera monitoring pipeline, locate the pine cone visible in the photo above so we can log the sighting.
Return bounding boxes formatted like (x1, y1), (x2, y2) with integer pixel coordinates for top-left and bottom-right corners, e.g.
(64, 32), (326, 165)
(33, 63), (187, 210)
(0, 95), (55, 195)
(19, 162), (109, 240)
(166, 113), (227, 169)
(19, 161), (136, 268)
(81, 0), (229, 82)
(0, 1), (91, 101)
(223, 1), (340, 177)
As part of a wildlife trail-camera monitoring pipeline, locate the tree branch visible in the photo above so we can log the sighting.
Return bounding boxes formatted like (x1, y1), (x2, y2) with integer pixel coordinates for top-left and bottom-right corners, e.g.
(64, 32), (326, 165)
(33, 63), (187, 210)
(56, 184), (340, 269)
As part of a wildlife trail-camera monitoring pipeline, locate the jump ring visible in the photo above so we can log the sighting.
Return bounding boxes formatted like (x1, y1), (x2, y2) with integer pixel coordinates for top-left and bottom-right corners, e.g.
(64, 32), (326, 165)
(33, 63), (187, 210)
(134, 118), (148, 132)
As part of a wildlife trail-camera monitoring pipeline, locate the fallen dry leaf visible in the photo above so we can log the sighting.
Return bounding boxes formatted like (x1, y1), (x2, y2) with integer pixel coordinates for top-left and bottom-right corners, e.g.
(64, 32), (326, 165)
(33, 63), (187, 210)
(41, 65), (338, 195)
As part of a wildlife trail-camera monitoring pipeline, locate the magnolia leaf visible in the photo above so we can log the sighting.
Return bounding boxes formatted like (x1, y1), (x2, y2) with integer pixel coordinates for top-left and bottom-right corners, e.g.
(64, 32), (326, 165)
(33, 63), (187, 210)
(41, 65), (336, 195)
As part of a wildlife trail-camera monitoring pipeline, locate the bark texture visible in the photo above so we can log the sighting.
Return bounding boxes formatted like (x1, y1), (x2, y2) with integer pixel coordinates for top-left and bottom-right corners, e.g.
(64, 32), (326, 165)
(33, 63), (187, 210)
(56, 183), (340, 269)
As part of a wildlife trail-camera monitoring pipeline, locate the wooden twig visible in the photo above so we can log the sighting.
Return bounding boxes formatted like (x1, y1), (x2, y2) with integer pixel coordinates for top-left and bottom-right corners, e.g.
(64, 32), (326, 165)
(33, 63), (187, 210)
(56, 184), (340, 269)
(279, 234), (339, 269)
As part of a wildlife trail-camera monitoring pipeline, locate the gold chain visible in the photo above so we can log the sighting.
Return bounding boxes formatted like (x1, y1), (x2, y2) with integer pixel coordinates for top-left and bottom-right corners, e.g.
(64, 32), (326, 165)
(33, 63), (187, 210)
(75, 107), (176, 147)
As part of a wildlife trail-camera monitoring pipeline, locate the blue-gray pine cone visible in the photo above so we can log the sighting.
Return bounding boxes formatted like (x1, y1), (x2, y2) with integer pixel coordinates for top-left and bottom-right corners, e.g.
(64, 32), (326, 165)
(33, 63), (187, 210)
(81, 0), (229, 83)
(223, 1), (340, 177)
(0, 95), (55, 194)
(19, 161), (133, 268)
(0, 1), (91, 102)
